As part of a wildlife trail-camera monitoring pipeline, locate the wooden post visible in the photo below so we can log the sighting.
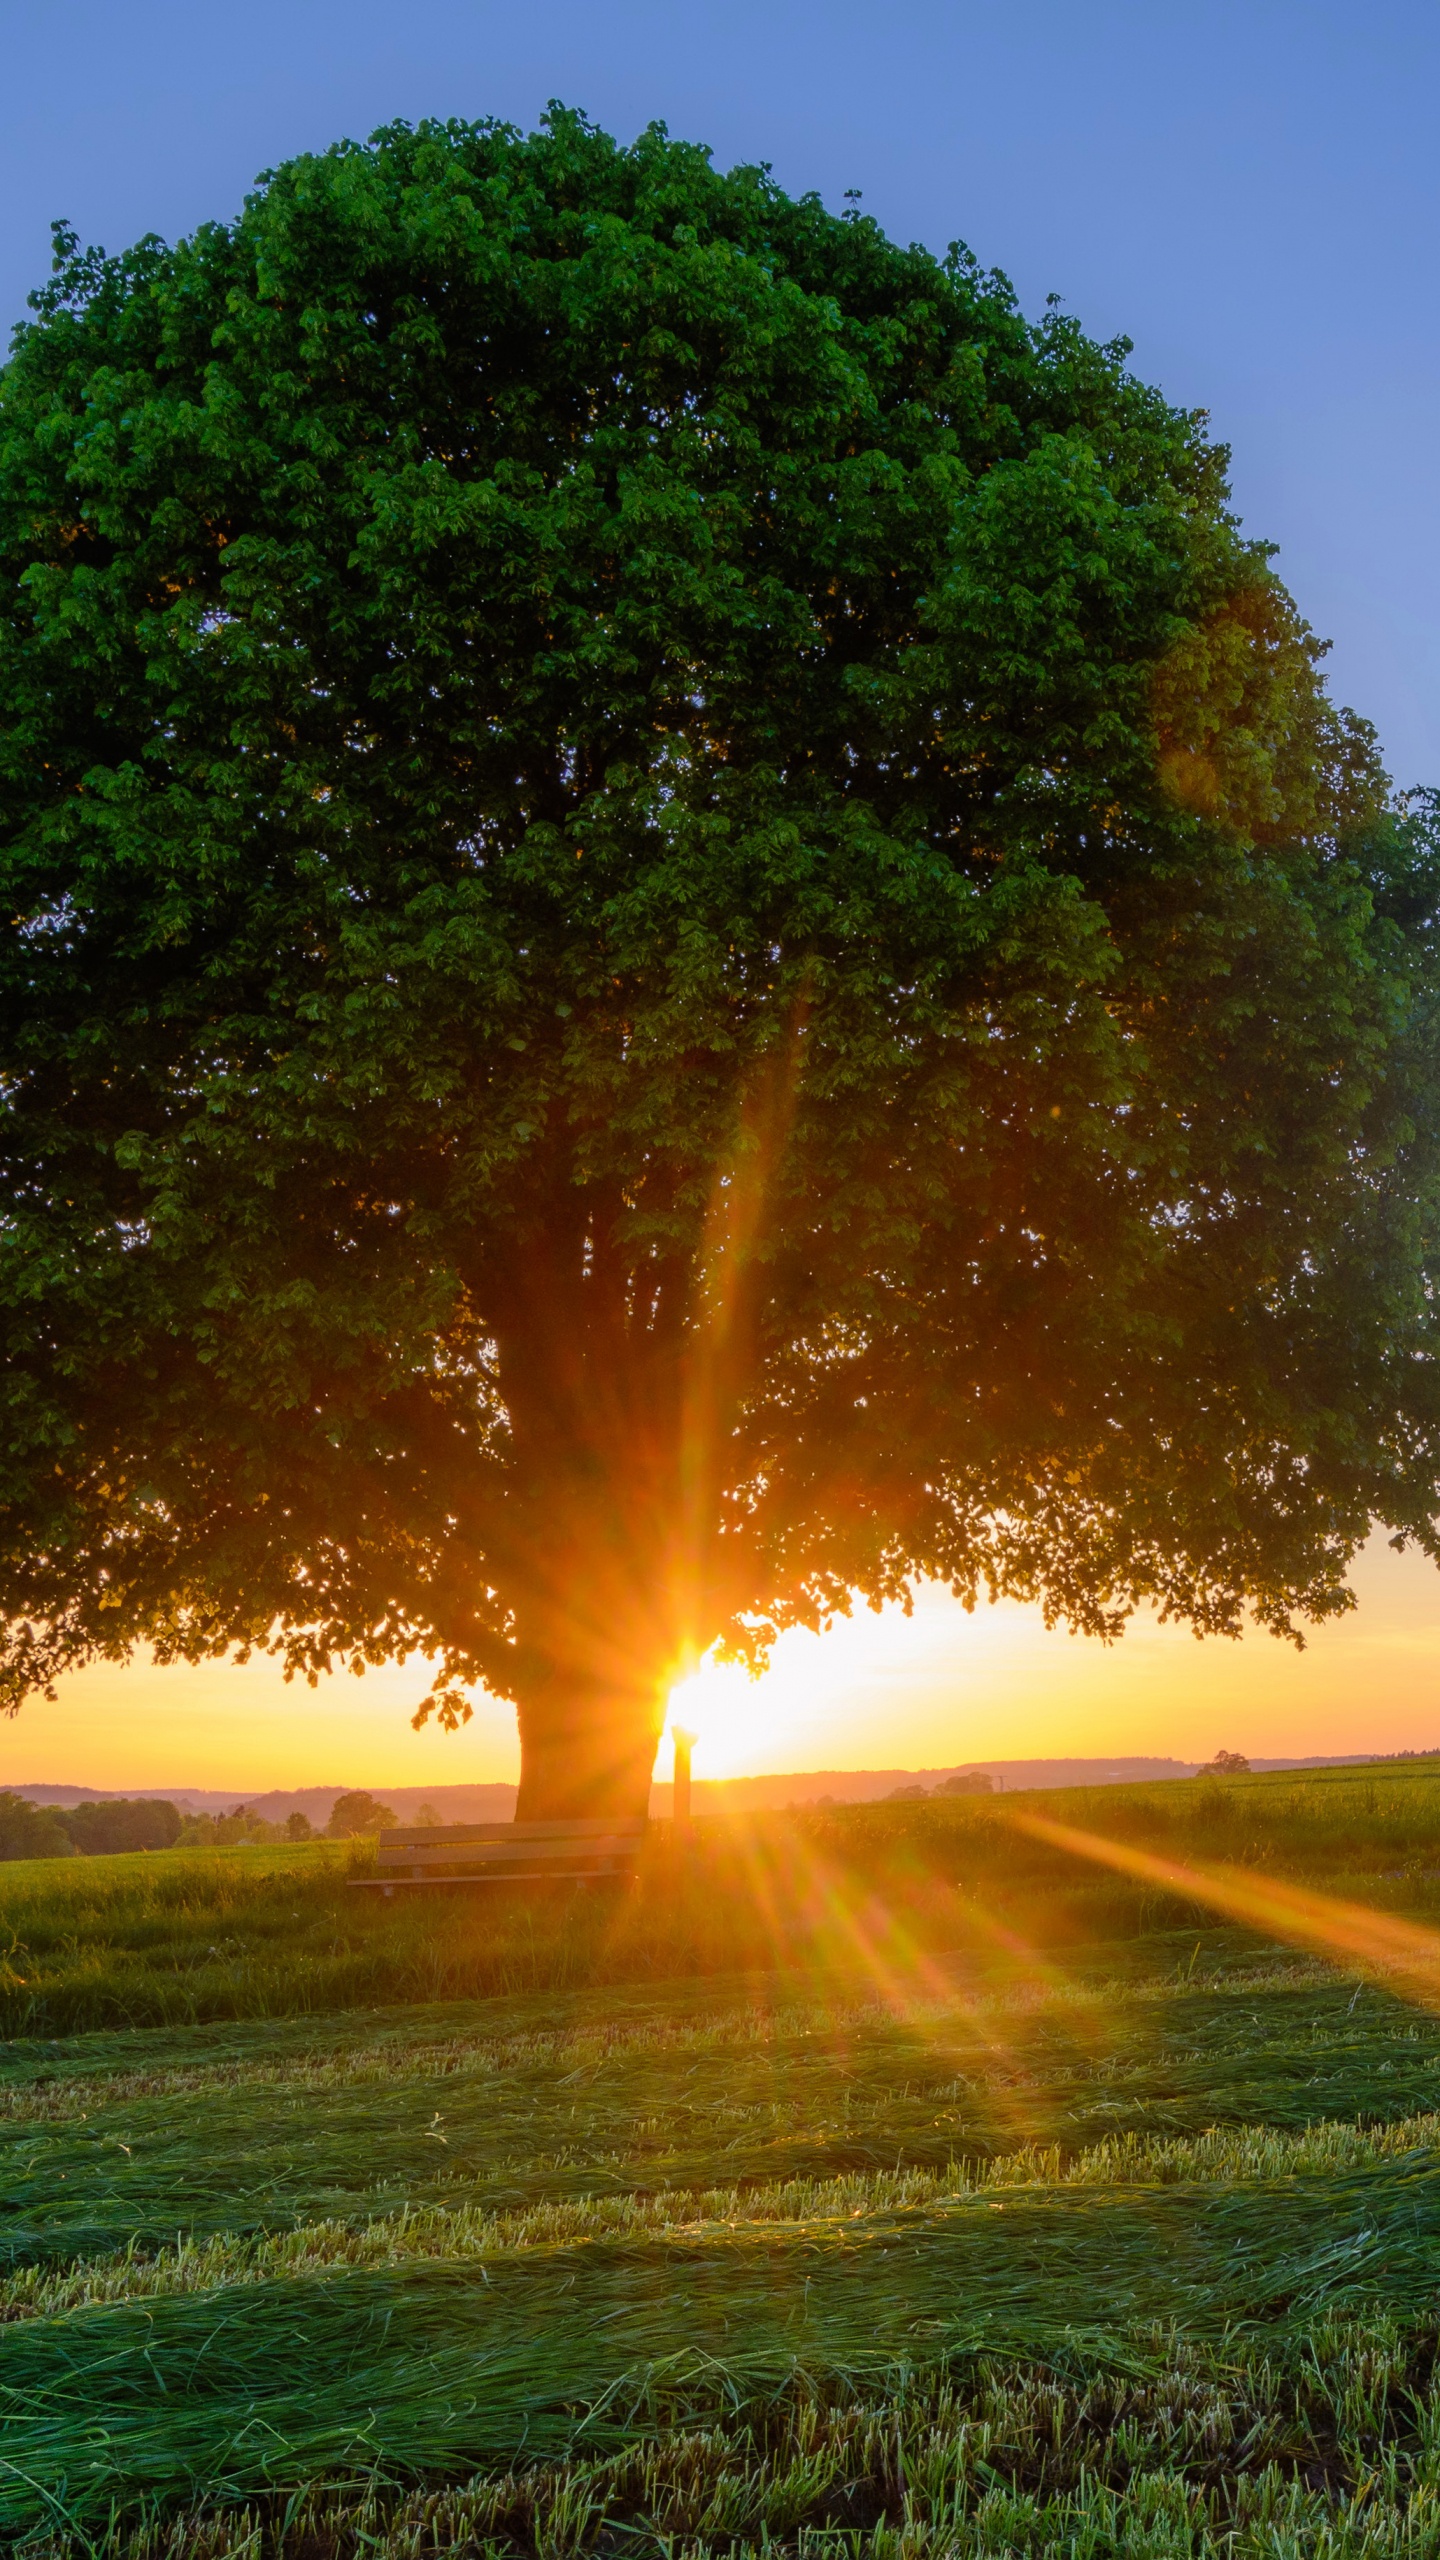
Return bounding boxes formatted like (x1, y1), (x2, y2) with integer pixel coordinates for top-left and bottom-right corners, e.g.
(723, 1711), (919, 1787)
(671, 1727), (696, 1838)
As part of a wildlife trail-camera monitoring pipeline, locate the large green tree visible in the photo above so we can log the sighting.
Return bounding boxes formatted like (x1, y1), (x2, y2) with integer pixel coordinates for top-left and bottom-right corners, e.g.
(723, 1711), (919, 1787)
(2, 113), (1438, 1818)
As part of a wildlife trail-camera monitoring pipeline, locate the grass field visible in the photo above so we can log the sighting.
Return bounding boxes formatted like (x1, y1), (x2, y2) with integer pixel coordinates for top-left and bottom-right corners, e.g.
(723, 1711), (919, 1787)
(5, 1763), (1440, 2553)
(7, 1757), (1440, 2041)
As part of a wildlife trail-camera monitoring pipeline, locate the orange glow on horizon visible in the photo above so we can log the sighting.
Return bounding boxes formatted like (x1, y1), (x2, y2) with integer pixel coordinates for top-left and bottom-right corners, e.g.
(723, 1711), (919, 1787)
(6, 1533), (1440, 1795)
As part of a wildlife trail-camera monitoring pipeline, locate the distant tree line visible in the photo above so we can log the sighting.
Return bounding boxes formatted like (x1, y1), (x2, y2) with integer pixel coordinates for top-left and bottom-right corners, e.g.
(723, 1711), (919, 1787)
(0, 1787), (400, 1861)
(885, 1774), (996, 1802)
(0, 1793), (180, 1860)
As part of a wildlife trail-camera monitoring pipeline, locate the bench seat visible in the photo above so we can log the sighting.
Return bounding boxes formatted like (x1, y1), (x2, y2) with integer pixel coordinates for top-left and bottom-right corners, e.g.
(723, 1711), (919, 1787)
(350, 1816), (647, 1891)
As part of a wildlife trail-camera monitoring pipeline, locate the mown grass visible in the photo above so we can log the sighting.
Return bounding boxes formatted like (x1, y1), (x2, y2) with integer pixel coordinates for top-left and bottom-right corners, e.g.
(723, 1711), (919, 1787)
(7, 1943), (1440, 2268)
(7, 1764), (1440, 2551)
(9, 2105), (1440, 2325)
(14, 2324), (1440, 2560)
(6, 2103), (1440, 2522)
(0, 1928), (1435, 2534)
(11, 2334), (1434, 2560)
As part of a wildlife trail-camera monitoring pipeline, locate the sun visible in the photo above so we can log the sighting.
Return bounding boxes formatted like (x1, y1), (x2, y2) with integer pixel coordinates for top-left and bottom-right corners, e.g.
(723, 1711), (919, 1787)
(664, 1654), (783, 1780)
(660, 1585), (1041, 1784)
(661, 1604), (936, 1780)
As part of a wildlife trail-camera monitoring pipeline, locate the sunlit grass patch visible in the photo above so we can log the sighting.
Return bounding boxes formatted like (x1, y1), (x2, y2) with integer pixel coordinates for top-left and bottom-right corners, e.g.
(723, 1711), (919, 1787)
(8, 1934), (1440, 2286)
(6, 2106), (1440, 2324)
(0, 1950), (1326, 2116)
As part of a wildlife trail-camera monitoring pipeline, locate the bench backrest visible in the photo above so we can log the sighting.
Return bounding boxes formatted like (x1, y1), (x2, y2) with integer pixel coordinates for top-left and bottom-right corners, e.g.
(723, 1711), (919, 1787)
(376, 1816), (647, 1882)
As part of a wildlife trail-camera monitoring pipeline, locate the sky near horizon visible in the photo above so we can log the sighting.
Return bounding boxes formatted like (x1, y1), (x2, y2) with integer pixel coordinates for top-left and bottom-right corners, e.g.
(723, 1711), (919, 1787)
(5, 1534), (1440, 1795)
(1, 0), (1437, 1791)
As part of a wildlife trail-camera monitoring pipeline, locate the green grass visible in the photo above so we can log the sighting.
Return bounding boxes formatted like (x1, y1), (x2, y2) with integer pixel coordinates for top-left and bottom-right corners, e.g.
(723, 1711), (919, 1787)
(5, 1944), (1440, 2268)
(1, 1929), (1439, 2533)
(12, 2327), (1440, 2560)
(7, 2156), (1440, 2518)
(10, 2104), (1440, 2325)
(7, 1762), (1440, 2550)
(7, 1756), (1440, 2043)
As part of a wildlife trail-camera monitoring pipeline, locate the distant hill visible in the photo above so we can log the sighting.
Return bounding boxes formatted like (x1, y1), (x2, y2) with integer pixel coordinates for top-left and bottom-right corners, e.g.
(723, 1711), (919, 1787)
(6, 1751), (1434, 1826)
(654, 1752), (1440, 1812)
(678, 1757), (1200, 1808)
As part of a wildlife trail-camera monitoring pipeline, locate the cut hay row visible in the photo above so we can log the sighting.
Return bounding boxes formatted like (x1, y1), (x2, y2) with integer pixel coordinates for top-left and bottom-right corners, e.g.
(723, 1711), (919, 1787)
(0, 1992), (940, 2117)
(4, 2305), (1439, 2548)
(7, 2107), (1439, 2324)
(10, 1951), (1437, 2302)
(0, 1949), (1336, 2120)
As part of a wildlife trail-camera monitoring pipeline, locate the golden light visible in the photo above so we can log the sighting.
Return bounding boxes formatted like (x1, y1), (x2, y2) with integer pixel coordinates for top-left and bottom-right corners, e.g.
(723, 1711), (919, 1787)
(1013, 1808), (1440, 2011)
(663, 1601), (972, 1779)
(665, 1653), (785, 1778)
(17, 1533), (1440, 1797)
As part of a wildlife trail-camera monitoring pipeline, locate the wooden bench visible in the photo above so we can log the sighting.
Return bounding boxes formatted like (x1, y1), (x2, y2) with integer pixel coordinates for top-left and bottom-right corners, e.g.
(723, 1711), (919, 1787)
(350, 1816), (647, 1893)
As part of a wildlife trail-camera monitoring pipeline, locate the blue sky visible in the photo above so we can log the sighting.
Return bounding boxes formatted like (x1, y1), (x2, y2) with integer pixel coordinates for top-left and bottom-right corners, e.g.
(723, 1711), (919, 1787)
(3, 0), (1436, 785)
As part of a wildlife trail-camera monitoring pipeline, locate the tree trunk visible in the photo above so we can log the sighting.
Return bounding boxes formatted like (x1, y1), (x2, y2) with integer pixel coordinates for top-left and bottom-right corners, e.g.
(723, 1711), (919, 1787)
(514, 1673), (667, 1824)
(483, 1203), (727, 1827)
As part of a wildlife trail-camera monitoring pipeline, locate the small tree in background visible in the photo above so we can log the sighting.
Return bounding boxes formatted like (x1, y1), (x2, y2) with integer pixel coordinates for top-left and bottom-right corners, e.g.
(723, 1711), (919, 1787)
(2, 114), (1439, 1820)
(326, 1791), (398, 1838)
(284, 1809), (314, 1841)
(1199, 1749), (1252, 1777)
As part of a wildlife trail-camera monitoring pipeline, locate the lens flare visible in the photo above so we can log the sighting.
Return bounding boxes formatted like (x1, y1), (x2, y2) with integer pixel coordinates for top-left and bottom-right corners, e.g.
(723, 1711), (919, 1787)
(1011, 1808), (1440, 2008)
(679, 1804), (1113, 2156)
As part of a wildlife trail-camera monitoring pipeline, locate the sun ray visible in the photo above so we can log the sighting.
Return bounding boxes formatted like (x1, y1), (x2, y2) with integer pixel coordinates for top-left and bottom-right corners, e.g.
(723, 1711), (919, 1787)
(1011, 1808), (1440, 2009)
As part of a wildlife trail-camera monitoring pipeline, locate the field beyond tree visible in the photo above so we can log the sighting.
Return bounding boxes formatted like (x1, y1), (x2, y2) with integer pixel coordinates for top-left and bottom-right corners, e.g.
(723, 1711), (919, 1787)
(4, 1759), (1440, 2556)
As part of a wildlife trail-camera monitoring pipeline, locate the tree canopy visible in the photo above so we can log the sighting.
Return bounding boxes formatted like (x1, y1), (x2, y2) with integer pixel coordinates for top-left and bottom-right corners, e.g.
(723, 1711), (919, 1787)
(326, 1791), (398, 1838)
(2, 111), (1438, 1816)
